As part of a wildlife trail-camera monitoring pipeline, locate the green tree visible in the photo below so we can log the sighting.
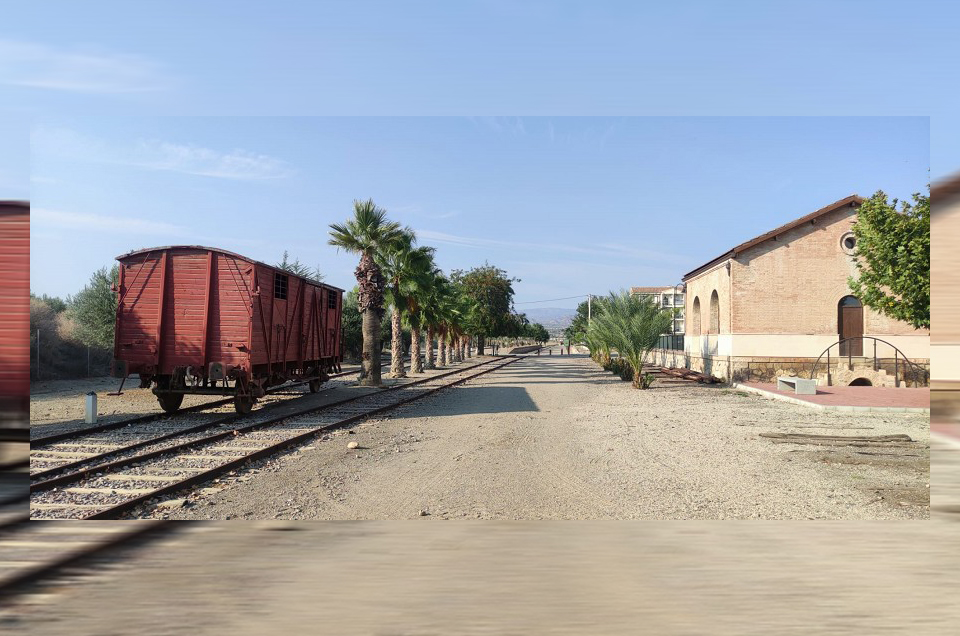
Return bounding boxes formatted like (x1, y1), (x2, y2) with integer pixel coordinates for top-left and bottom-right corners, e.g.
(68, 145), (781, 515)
(564, 298), (602, 344)
(847, 190), (929, 330)
(452, 263), (519, 354)
(588, 291), (672, 389)
(526, 323), (550, 345)
(328, 200), (407, 386)
(31, 293), (68, 314)
(276, 250), (324, 281)
(68, 265), (119, 349)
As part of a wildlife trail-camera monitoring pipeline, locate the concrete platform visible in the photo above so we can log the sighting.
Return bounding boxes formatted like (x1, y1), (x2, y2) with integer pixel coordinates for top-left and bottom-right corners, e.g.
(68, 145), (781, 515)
(732, 381), (929, 413)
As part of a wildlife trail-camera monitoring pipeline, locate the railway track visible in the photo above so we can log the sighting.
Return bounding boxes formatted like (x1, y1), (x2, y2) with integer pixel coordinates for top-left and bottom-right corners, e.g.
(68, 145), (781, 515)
(0, 518), (174, 606)
(31, 355), (523, 520)
(31, 360), (393, 449)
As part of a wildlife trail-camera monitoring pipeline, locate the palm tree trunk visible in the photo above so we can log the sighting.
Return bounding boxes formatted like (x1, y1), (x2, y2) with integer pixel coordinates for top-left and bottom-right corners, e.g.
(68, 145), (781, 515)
(355, 250), (385, 387)
(359, 309), (381, 386)
(390, 308), (405, 378)
(411, 326), (423, 374)
(467, 336), (472, 358)
(439, 328), (447, 366)
(425, 326), (435, 370)
(458, 336), (465, 362)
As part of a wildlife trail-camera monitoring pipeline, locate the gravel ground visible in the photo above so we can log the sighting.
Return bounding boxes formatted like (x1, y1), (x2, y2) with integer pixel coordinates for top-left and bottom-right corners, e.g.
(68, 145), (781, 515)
(7, 520), (959, 636)
(158, 354), (929, 520)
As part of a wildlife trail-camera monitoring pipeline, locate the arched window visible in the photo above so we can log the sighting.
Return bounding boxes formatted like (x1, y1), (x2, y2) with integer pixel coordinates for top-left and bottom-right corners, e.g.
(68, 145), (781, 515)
(691, 297), (701, 335)
(709, 290), (720, 334)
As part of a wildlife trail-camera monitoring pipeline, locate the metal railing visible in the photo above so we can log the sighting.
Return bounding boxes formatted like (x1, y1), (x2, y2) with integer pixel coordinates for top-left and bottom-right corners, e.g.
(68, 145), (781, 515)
(809, 337), (924, 388)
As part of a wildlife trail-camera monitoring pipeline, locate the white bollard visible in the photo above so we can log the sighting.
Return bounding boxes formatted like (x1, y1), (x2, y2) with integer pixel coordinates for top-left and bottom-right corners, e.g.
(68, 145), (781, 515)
(85, 391), (98, 424)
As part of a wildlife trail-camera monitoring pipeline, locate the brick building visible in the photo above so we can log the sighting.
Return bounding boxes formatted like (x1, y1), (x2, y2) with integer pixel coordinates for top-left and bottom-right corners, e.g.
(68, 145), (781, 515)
(678, 195), (929, 385)
(629, 286), (685, 335)
(932, 175), (960, 384)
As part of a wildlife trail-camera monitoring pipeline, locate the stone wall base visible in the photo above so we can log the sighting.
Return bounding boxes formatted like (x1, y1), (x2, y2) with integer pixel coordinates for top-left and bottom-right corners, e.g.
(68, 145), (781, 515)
(642, 349), (930, 387)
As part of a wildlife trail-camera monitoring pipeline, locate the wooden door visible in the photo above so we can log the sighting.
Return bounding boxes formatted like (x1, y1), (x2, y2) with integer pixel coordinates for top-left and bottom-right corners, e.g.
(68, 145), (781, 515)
(838, 296), (863, 356)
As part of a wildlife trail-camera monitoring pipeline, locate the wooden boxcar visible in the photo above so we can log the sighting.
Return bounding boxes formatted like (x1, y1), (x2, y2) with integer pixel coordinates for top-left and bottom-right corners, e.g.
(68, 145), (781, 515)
(0, 201), (29, 417)
(112, 246), (343, 414)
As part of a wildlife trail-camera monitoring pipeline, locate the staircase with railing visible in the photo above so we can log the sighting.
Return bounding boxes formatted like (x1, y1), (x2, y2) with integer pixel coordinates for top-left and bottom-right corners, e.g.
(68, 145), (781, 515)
(809, 337), (925, 388)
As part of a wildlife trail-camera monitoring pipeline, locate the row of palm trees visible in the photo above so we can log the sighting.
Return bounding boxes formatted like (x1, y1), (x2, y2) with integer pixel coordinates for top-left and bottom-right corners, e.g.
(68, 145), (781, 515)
(328, 199), (484, 387)
(583, 291), (674, 389)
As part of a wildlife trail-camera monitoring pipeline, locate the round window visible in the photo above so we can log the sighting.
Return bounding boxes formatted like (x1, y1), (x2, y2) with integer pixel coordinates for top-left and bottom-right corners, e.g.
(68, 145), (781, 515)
(840, 232), (857, 254)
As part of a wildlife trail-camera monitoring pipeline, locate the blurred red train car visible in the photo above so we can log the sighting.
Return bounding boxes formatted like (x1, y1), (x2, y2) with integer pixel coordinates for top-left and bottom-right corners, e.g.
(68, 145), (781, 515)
(112, 246), (343, 414)
(0, 201), (29, 418)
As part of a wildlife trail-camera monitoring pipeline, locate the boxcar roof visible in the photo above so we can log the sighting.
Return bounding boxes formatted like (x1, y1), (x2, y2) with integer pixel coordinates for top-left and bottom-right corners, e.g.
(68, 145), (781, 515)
(0, 200), (29, 213)
(116, 245), (345, 292)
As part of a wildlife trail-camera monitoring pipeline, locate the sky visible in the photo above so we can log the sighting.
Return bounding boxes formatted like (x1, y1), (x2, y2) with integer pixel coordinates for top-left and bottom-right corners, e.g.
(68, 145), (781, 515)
(28, 116), (927, 308)
(0, 1), (943, 309)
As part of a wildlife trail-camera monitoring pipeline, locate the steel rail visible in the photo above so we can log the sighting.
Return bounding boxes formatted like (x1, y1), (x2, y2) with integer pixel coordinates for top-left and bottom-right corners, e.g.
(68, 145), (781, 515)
(31, 357), (509, 494)
(0, 520), (173, 604)
(81, 356), (523, 520)
(31, 361), (392, 449)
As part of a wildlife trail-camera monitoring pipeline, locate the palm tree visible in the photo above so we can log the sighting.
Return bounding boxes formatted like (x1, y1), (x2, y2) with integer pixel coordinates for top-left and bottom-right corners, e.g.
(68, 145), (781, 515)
(328, 200), (406, 387)
(420, 272), (451, 370)
(408, 265), (443, 373)
(589, 291), (673, 389)
(380, 233), (435, 378)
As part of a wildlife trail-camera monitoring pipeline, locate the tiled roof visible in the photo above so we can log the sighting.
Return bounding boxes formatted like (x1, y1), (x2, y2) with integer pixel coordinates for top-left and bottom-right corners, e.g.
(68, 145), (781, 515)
(682, 195), (863, 281)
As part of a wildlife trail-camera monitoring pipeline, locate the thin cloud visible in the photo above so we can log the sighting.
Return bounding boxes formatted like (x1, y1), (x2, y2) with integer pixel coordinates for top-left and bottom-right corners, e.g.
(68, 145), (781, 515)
(32, 207), (188, 236)
(0, 39), (172, 93)
(390, 204), (461, 220)
(33, 126), (294, 181)
(32, 207), (266, 249)
(416, 229), (689, 265)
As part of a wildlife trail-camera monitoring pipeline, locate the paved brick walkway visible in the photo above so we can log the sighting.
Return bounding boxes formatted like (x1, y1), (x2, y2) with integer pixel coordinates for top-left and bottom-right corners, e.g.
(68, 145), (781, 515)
(740, 382), (929, 410)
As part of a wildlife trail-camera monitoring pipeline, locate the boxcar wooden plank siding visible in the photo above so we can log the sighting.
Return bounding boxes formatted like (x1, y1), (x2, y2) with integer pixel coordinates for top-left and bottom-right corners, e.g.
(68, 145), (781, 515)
(114, 246), (343, 398)
(0, 202), (29, 411)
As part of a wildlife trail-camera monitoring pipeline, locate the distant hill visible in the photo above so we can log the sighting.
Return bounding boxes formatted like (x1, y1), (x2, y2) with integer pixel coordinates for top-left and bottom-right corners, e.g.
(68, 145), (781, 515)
(520, 307), (576, 332)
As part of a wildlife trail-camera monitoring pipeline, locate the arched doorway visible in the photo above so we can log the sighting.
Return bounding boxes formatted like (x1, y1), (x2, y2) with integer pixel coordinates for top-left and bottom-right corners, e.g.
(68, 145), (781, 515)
(838, 295), (863, 356)
(709, 290), (720, 334)
(692, 297), (701, 334)
(849, 377), (872, 386)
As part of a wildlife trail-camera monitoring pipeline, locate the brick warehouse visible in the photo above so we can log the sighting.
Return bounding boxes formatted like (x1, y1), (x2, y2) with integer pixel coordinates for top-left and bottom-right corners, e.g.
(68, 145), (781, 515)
(932, 175), (960, 384)
(676, 195), (929, 385)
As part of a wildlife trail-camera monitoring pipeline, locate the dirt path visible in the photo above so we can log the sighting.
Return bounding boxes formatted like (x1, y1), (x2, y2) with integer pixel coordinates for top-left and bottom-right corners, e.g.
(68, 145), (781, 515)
(161, 354), (928, 520)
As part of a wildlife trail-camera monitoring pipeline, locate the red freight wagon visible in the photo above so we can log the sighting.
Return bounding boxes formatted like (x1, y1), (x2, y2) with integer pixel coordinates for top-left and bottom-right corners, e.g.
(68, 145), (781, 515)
(112, 246), (343, 414)
(0, 201), (29, 416)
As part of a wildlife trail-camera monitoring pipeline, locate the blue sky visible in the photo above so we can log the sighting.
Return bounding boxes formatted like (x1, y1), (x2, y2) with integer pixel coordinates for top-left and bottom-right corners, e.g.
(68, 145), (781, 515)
(0, 0), (949, 179)
(29, 117), (927, 308)
(0, 1), (942, 309)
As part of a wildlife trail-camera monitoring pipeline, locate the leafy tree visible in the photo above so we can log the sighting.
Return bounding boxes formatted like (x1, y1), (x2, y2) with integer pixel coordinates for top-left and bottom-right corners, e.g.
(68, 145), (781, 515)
(564, 298), (602, 344)
(525, 323), (550, 345)
(328, 200), (407, 386)
(588, 291), (672, 389)
(847, 190), (929, 330)
(68, 265), (119, 349)
(452, 263), (519, 354)
(276, 250), (324, 281)
(31, 293), (68, 313)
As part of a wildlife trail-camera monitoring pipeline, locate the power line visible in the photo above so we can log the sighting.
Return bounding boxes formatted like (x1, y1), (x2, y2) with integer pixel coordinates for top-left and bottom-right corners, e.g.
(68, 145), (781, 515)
(514, 294), (590, 305)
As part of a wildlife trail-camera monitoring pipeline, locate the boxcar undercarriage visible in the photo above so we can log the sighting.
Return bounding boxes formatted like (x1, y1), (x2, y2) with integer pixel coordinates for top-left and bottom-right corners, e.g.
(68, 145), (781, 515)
(141, 358), (339, 414)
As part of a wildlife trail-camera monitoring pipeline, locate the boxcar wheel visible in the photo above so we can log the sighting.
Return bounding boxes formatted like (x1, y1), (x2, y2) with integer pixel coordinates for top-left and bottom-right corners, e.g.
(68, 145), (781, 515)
(309, 378), (322, 393)
(157, 393), (184, 413)
(234, 395), (254, 415)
